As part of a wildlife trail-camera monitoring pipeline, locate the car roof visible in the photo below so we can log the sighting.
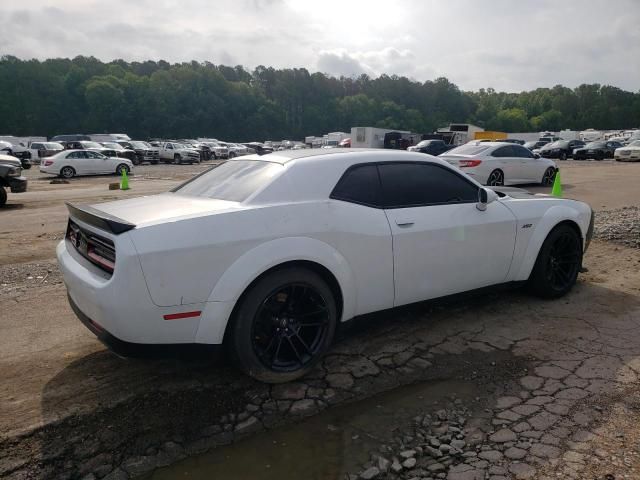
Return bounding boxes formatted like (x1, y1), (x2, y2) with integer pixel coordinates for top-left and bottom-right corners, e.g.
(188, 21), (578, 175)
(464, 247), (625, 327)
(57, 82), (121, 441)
(243, 148), (427, 165)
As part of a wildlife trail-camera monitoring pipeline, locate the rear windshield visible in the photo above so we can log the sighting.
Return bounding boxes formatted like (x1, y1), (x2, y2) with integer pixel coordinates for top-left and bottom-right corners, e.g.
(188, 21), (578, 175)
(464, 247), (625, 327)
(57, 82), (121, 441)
(445, 145), (490, 155)
(172, 160), (282, 202)
(586, 142), (604, 148)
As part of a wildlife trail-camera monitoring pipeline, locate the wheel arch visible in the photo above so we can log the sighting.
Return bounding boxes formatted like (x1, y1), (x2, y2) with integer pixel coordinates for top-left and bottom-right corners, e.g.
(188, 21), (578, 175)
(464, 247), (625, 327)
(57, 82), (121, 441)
(220, 259), (344, 347)
(195, 237), (355, 344)
(511, 206), (587, 281)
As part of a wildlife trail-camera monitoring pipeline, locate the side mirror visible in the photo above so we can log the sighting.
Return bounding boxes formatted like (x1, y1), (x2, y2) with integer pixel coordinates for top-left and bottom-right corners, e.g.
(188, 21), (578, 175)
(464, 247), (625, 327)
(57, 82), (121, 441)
(477, 187), (498, 211)
(534, 153), (541, 159)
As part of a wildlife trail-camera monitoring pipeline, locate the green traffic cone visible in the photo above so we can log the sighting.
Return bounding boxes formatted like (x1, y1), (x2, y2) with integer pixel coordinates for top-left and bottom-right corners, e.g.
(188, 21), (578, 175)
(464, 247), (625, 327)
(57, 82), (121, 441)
(551, 169), (562, 198)
(120, 168), (129, 190)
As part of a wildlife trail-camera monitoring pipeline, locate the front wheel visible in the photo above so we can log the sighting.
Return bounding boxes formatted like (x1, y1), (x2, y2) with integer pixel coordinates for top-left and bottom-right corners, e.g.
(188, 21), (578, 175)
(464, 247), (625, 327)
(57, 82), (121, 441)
(0, 188), (7, 207)
(115, 164), (130, 175)
(228, 267), (337, 383)
(174, 154), (181, 164)
(541, 167), (556, 186)
(60, 166), (75, 179)
(487, 169), (504, 186)
(560, 152), (567, 160)
(528, 224), (582, 298)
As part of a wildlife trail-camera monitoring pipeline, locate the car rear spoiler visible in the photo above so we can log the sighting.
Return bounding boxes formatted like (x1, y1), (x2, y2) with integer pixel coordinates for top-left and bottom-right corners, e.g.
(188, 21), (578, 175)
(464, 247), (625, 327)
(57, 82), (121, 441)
(66, 203), (135, 234)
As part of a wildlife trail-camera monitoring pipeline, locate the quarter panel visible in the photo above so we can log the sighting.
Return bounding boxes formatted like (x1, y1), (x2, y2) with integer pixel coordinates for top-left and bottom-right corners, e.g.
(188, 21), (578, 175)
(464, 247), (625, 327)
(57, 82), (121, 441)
(500, 199), (591, 281)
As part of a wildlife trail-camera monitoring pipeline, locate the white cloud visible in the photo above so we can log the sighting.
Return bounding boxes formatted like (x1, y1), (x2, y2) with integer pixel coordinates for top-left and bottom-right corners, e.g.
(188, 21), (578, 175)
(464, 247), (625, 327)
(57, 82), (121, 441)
(0, 0), (638, 92)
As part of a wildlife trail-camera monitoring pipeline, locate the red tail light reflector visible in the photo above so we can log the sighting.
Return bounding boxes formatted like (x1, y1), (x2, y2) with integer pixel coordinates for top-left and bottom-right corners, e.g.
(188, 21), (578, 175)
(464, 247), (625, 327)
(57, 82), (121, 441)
(163, 311), (202, 321)
(459, 159), (482, 168)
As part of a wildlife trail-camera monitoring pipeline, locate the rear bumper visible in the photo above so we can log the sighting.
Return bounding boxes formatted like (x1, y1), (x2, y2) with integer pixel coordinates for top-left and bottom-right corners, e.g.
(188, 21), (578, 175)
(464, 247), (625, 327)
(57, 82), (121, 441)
(57, 234), (204, 345)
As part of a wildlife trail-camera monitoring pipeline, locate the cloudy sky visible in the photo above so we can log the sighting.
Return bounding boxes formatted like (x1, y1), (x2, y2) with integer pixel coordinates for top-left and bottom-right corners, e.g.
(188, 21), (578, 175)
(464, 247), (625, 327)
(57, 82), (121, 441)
(2, 0), (639, 92)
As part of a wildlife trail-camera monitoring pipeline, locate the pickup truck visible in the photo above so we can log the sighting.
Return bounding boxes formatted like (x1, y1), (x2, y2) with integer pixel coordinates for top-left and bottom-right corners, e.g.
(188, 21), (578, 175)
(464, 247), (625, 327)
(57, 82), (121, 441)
(0, 154), (27, 207)
(157, 142), (201, 164)
(116, 140), (160, 164)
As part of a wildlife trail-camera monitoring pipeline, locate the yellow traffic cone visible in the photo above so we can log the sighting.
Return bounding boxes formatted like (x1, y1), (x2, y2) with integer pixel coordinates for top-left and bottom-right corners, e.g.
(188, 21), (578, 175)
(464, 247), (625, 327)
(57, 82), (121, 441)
(120, 168), (130, 190)
(551, 169), (562, 198)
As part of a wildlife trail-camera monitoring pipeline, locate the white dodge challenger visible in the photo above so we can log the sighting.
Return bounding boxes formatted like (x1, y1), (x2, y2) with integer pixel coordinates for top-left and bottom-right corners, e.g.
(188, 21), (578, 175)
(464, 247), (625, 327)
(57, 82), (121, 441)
(57, 149), (594, 383)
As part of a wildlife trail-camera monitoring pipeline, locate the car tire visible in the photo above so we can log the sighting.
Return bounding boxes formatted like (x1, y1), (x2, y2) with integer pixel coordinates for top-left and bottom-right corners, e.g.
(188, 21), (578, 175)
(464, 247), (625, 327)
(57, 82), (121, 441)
(22, 162), (32, 170)
(60, 166), (75, 179)
(0, 188), (7, 207)
(487, 169), (504, 186)
(228, 267), (337, 383)
(131, 156), (140, 166)
(174, 154), (181, 165)
(229, 152), (235, 159)
(116, 164), (130, 175)
(541, 167), (556, 186)
(560, 152), (567, 160)
(595, 152), (603, 161)
(528, 224), (582, 299)
(151, 160), (158, 165)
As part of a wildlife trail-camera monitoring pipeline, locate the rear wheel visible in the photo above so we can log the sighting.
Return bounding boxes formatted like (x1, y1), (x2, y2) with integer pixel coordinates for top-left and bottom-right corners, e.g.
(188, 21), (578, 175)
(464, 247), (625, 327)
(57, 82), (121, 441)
(60, 166), (75, 179)
(541, 167), (556, 186)
(0, 188), (7, 207)
(559, 152), (567, 160)
(487, 169), (504, 186)
(228, 267), (337, 383)
(115, 164), (130, 175)
(174, 154), (181, 164)
(528, 224), (582, 298)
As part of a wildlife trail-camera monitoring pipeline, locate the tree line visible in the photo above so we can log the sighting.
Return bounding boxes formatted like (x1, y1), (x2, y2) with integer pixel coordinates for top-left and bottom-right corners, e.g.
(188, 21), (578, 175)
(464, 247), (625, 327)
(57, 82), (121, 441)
(1, 55), (638, 141)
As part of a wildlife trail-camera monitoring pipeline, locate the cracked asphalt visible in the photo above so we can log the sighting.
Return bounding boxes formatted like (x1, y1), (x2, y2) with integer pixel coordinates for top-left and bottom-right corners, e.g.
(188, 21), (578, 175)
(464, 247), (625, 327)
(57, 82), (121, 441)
(1, 161), (640, 480)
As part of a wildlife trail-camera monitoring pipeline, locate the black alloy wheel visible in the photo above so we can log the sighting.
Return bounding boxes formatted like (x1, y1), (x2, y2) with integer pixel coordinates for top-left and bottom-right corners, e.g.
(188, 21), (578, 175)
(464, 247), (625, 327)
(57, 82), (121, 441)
(229, 267), (337, 383)
(541, 167), (556, 186)
(529, 225), (582, 298)
(487, 169), (504, 186)
(252, 283), (330, 373)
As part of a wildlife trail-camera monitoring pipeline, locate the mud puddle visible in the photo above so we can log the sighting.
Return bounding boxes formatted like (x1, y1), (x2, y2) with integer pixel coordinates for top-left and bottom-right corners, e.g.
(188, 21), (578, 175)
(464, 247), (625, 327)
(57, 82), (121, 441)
(144, 379), (475, 480)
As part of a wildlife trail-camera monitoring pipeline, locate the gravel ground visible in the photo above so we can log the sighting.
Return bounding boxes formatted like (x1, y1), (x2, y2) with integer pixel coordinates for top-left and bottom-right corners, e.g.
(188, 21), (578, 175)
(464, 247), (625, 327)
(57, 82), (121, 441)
(594, 206), (640, 249)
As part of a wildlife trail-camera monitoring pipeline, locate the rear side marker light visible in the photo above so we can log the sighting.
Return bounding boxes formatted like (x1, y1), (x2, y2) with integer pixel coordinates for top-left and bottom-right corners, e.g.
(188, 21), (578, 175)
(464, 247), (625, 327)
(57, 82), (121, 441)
(459, 159), (482, 168)
(163, 311), (202, 321)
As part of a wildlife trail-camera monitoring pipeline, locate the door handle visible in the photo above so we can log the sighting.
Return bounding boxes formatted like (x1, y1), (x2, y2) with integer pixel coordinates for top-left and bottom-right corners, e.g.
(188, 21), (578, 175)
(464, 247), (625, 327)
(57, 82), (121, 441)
(395, 220), (414, 227)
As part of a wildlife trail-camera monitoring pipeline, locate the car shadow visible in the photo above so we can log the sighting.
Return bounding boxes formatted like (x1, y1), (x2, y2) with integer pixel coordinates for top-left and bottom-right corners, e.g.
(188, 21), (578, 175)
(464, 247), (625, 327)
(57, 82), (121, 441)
(0, 203), (24, 210)
(28, 278), (640, 478)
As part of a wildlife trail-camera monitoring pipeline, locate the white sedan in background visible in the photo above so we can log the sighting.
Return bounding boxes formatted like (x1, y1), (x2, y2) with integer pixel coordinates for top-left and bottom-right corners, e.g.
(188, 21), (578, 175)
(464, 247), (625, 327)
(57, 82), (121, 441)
(614, 140), (640, 162)
(40, 150), (134, 178)
(57, 149), (592, 383)
(440, 141), (558, 186)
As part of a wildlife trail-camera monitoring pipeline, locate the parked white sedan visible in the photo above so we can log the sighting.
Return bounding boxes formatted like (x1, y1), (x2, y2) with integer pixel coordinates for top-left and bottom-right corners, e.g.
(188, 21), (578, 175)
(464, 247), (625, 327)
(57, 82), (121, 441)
(614, 140), (640, 162)
(440, 141), (558, 186)
(57, 149), (592, 383)
(40, 150), (134, 178)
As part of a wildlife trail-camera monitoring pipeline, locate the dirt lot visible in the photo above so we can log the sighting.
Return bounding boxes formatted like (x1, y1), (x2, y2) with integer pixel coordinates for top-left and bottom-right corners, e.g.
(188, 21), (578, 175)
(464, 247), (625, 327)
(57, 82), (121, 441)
(1, 159), (639, 480)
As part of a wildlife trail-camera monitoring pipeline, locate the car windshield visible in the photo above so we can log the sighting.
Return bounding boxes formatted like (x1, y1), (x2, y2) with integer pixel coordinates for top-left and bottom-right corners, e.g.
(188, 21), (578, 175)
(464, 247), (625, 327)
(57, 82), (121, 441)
(445, 144), (490, 155)
(172, 160), (283, 202)
(130, 141), (149, 149)
(102, 142), (123, 149)
(586, 142), (604, 148)
(45, 142), (64, 149)
(416, 140), (434, 148)
(80, 141), (103, 148)
(628, 140), (640, 147)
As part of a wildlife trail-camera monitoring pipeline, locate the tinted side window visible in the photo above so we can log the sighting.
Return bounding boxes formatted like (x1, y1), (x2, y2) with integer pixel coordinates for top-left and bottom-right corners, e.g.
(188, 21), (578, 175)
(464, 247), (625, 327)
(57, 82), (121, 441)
(378, 163), (478, 208)
(331, 165), (381, 207)
(491, 146), (513, 157)
(513, 145), (534, 158)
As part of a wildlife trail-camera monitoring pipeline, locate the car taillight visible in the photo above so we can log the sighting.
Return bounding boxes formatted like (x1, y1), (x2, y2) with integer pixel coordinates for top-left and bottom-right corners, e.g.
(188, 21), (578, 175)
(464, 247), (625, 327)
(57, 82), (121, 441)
(459, 159), (482, 168)
(44, 160), (54, 166)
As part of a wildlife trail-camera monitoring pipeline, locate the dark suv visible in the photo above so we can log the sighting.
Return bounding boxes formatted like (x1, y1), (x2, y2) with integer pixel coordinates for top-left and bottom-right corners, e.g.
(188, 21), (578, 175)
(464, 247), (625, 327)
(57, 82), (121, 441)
(408, 140), (453, 156)
(116, 141), (160, 164)
(0, 155), (27, 207)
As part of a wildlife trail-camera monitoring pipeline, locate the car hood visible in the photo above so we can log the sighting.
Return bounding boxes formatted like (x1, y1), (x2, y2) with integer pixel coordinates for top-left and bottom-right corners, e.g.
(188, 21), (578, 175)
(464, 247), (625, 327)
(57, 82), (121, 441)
(0, 155), (22, 167)
(90, 193), (242, 227)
